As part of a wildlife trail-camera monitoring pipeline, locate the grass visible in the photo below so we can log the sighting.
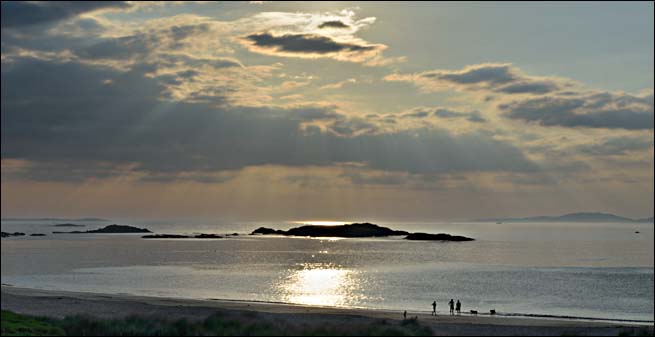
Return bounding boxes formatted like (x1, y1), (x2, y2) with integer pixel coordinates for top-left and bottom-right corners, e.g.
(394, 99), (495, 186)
(1, 310), (433, 336)
(618, 327), (654, 336)
(0, 311), (64, 336)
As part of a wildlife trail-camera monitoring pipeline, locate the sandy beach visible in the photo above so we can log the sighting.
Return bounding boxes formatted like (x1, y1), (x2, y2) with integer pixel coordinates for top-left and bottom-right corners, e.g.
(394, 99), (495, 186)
(2, 286), (651, 336)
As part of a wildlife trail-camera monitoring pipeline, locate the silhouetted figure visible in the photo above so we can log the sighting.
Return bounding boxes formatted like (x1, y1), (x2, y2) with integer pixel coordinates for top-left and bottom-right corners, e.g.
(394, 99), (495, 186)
(456, 300), (461, 315)
(448, 299), (454, 315)
(403, 310), (407, 319)
(431, 301), (437, 316)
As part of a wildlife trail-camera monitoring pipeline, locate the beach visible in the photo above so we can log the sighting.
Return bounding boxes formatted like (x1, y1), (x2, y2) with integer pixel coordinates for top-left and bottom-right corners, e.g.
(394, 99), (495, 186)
(2, 286), (651, 336)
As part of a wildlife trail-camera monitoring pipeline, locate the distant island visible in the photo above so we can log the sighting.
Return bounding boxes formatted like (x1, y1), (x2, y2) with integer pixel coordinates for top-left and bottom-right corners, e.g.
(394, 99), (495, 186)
(253, 223), (409, 237)
(251, 223), (474, 241)
(51, 223), (86, 227)
(53, 224), (151, 234)
(2, 217), (110, 222)
(142, 233), (223, 239)
(477, 212), (654, 223)
(1, 232), (26, 238)
(405, 232), (474, 241)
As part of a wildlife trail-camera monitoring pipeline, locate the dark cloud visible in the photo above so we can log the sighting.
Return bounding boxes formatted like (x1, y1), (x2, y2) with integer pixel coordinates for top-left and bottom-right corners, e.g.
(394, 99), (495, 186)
(243, 32), (378, 54)
(318, 21), (350, 29)
(500, 94), (654, 130)
(434, 108), (468, 119)
(76, 24), (213, 62)
(1, 1), (132, 28)
(401, 111), (430, 119)
(497, 81), (559, 94)
(2, 58), (537, 182)
(326, 117), (379, 136)
(390, 63), (563, 95)
(575, 136), (654, 156)
(466, 112), (487, 123)
(402, 107), (487, 123)
(425, 64), (516, 85)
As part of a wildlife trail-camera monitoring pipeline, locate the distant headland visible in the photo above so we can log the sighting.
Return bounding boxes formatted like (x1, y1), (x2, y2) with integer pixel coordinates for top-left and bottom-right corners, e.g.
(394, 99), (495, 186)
(53, 224), (151, 234)
(2, 217), (110, 222)
(476, 212), (654, 223)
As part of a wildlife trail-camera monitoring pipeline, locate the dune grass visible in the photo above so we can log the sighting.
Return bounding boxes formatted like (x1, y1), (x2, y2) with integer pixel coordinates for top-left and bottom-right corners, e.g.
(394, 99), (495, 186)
(1, 310), (432, 336)
(0, 310), (64, 336)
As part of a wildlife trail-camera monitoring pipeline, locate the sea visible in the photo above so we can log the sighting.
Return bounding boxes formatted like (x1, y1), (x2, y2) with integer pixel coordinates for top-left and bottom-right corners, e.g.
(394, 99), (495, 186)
(1, 219), (653, 323)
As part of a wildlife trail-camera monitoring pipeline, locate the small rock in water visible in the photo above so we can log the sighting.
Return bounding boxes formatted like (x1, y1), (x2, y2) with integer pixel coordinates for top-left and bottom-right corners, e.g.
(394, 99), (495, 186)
(1, 232), (26, 238)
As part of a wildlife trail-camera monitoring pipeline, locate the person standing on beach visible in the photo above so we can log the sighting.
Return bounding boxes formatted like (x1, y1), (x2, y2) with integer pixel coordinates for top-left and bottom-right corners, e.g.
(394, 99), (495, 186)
(448, 299), (454, 315)
(431, 301), (437, 316)
(456, 300), (461, 315)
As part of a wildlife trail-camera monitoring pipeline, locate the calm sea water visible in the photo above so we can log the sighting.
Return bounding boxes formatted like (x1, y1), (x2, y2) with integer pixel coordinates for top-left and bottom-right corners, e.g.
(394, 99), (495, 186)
(1, 220), (653, 322)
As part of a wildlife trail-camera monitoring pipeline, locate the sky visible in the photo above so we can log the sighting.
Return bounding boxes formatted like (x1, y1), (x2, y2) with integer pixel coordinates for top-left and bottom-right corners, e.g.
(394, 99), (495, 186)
(1, 1), (653, 221)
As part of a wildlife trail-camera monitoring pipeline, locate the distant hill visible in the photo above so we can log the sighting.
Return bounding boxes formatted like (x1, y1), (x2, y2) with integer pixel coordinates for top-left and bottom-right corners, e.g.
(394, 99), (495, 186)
(477, 212), (653, 223)
(1, 217), (110, 222)
(53, 224), (151, 234)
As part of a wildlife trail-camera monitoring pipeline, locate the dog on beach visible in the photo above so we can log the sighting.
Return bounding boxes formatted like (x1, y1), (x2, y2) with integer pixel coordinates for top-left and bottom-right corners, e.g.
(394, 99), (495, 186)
(470, 310), (478, 315)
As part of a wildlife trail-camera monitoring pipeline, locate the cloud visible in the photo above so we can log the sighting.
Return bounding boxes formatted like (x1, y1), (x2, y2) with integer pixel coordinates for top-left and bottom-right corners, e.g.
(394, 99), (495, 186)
(499, 92), (654, 130)
(385, 63), (567, 94)
(0, 1), (133, 28)
(241, 32), (386, 62)
(574, 136), (654, 156)
(339, 170), (409, 186)
(318, 20), (350, 29)
(320, 78), (357, 90)
(1, 58), (537, 182)
(233, 10), (398, 65)
(388, 63), (653, 131)
(138, 171), (237, 184)
(401, 111), (431, 119)
(17, 16), (285, 106)
(401, 107), (487, 123)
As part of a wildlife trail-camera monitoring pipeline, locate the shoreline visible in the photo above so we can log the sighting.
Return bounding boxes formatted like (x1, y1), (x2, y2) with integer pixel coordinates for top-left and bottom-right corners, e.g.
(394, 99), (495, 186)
(2, 284), (652, 325)
(2, 285), (652, 336)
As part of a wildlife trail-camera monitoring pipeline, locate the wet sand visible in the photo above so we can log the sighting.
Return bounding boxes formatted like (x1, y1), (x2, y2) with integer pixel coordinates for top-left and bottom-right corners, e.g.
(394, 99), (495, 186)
(1, 286), (652, 336)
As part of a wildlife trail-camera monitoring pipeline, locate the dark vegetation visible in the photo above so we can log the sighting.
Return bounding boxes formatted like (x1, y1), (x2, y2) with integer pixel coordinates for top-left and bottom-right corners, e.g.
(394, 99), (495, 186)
(1, 310), (432, 336)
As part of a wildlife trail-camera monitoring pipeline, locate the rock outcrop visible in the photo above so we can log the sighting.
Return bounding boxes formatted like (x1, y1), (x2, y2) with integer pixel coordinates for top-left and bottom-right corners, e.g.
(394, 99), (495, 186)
(250, 222), (474, 242)
(142, 233), (223, 239)
(404, 232), (474, 241)
(1, 232), (25, 238)
(251, 223), (409, 238)
(53, 224), (151, 234)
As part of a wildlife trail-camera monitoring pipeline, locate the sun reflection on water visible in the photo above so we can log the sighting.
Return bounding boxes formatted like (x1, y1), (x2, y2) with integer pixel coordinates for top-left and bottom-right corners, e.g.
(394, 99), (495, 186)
(278, 263), (365, 307)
